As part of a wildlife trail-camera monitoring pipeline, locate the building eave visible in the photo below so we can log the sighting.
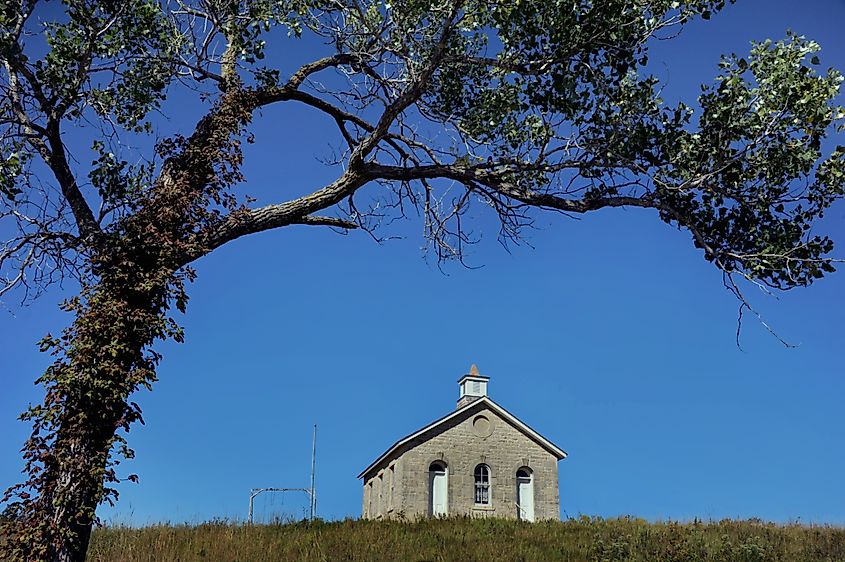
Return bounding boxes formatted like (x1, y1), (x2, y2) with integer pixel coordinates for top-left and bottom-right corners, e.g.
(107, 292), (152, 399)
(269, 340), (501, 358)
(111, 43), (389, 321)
(357, 396), (567, 480)
(457, 373), (490, 384)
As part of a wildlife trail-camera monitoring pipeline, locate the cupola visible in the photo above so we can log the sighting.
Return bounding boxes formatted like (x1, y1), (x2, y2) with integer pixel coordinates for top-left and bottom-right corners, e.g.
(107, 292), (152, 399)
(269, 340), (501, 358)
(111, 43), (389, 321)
(457, 364), (489, 409)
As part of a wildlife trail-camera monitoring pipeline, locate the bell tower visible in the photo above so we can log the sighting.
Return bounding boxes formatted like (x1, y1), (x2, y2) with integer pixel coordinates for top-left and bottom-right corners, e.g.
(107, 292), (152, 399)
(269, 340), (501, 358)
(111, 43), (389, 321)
(457, 364), (489, 409)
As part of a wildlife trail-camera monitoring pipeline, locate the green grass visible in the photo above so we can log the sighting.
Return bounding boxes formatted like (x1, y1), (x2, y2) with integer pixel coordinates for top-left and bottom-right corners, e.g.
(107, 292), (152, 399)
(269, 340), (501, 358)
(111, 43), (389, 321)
(85, 517), (845, 562)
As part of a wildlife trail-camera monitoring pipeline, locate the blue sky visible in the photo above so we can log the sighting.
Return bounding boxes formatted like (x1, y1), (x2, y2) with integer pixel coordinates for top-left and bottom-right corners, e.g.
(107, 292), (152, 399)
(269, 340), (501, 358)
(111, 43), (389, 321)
(2, 0), (844, 526)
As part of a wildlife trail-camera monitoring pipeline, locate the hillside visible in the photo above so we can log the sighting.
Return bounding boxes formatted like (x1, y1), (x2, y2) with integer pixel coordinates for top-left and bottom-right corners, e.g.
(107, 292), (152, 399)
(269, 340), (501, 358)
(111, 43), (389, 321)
(86, 517), (845, 562)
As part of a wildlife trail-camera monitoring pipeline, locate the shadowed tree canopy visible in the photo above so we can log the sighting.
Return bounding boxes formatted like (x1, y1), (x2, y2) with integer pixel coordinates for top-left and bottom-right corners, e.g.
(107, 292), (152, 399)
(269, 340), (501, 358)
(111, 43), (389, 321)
(0, 0), (843, 560)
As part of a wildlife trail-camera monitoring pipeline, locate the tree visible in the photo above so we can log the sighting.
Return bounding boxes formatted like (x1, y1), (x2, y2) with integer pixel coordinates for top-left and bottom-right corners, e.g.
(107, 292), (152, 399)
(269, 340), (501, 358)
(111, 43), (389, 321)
(0, 0), (842, 560)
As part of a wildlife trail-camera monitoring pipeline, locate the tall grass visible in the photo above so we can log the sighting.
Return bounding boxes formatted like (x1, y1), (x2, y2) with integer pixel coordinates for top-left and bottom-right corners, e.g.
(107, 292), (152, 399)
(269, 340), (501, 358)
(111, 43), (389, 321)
(85, 517), (845, 562)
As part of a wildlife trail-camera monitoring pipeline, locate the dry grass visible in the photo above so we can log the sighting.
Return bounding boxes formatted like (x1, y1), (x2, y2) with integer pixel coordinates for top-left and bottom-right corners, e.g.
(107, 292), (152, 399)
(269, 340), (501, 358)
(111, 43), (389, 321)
(85, 516), (845, 562)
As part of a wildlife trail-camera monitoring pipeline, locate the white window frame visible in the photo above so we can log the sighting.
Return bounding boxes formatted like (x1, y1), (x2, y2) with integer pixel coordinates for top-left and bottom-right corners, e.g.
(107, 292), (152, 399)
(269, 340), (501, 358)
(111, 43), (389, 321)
(474, 464), (491, 505)
(377, 472), (384, 516)
(388, 464), (396, 511)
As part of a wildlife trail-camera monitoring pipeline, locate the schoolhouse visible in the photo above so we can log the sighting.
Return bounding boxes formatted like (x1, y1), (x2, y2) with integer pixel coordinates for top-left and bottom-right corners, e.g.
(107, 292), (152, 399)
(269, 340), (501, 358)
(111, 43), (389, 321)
(358, 365), (566, 521)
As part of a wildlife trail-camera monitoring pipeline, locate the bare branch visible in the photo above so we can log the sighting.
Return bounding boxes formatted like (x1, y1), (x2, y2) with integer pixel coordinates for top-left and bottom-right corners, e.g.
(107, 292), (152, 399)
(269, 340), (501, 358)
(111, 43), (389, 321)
(294, 215), (359, 229)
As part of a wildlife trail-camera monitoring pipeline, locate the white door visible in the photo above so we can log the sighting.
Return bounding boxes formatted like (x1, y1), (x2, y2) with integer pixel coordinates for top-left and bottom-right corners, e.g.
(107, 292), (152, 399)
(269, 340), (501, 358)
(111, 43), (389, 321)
(430, 466), (448, 516)
(517, 475), (534, 522)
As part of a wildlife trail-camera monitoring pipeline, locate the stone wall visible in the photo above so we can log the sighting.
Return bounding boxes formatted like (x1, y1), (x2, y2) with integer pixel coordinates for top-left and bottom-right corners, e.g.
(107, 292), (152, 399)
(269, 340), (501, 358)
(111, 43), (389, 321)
(362, 457), (403, 519)
(362, 401), (560, 521)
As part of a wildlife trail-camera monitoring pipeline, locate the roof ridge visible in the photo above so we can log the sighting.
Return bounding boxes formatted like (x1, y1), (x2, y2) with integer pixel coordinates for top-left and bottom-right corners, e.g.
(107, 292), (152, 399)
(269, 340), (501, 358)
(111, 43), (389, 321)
(357, 396), (566, 479)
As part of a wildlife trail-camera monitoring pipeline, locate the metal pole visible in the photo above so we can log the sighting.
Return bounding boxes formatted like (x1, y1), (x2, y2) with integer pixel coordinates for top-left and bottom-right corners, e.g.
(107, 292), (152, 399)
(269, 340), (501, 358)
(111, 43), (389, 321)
(247, 488), (312, 523)
(248, 489), (256, 525)
(310, 424), (317, 520)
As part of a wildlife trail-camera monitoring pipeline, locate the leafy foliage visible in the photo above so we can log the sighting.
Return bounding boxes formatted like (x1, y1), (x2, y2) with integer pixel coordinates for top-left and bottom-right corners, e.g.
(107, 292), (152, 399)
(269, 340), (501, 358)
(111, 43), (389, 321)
(40, 0), (181, 131)
(0, 1), (842, 561)
(658, 34), (845, 289)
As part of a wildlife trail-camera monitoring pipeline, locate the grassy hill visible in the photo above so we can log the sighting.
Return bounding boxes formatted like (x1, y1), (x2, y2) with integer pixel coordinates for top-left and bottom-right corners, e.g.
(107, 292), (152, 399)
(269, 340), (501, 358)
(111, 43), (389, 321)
(85, 517), (845, 562)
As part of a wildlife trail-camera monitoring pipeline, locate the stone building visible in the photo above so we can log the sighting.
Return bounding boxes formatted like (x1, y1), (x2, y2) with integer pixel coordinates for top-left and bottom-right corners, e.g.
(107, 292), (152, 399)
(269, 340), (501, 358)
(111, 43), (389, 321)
(358, 365), (566, 521)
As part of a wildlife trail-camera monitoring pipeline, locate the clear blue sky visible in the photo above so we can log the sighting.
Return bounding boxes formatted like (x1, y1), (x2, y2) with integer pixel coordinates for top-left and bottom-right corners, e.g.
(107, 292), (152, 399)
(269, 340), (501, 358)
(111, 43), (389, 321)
(2, 0), (844, 526)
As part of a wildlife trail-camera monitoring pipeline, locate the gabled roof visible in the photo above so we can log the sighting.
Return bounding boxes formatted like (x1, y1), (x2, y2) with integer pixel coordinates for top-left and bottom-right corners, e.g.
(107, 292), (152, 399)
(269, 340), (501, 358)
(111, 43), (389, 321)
(357, 396), (567, 479)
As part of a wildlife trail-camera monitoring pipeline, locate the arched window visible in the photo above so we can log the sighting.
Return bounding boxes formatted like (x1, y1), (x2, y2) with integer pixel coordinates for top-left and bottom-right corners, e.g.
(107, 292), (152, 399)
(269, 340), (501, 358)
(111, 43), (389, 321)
(429, 461), (448, 516)
(474, 464), (491, 505)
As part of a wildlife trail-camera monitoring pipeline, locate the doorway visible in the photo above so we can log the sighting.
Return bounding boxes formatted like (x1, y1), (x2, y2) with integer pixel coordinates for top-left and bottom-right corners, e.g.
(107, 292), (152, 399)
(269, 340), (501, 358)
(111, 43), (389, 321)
(516, 468), (534, 522)
(429, 461), (448, 516)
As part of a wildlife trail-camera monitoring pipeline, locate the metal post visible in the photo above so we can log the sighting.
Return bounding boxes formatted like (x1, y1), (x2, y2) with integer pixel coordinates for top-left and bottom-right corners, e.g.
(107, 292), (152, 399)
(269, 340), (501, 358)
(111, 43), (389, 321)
(248, 426), (318, 524)
(248, 489), (257, 525)
(310, 424), (317, 520)
(247, 487), (314, 523)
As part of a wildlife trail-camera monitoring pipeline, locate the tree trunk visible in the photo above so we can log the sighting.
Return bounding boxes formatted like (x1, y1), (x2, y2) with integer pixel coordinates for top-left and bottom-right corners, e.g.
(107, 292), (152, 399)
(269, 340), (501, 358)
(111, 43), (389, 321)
(2, 79), (252, 562)
(41, 403), (124, 562)
(45, 460), (98, 562)
(2, 263), (173, 562)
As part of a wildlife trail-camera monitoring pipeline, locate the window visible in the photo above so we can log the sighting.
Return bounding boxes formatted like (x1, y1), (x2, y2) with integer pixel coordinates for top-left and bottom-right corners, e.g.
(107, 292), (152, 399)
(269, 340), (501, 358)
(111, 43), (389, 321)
(474, 464), (491, 505)
(377, 472), (384, 515)
(389, 465), (395, 510)
(364, 483), (370, 518)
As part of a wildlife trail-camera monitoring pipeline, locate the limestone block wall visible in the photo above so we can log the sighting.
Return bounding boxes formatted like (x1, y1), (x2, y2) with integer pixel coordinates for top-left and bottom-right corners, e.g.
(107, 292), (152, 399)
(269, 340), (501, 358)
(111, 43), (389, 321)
(362, 402), (560, 521)
(362, 457), (403, 519)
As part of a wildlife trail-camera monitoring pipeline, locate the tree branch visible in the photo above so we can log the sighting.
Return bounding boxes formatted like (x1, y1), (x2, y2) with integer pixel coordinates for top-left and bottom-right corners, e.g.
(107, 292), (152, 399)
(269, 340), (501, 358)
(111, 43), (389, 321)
(181, 170), (370, 265)
(285, 54), (360, 90)
(294, 215), (359, 229)
(2, 58), (99, 240)
(43, 122), (100, 239)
